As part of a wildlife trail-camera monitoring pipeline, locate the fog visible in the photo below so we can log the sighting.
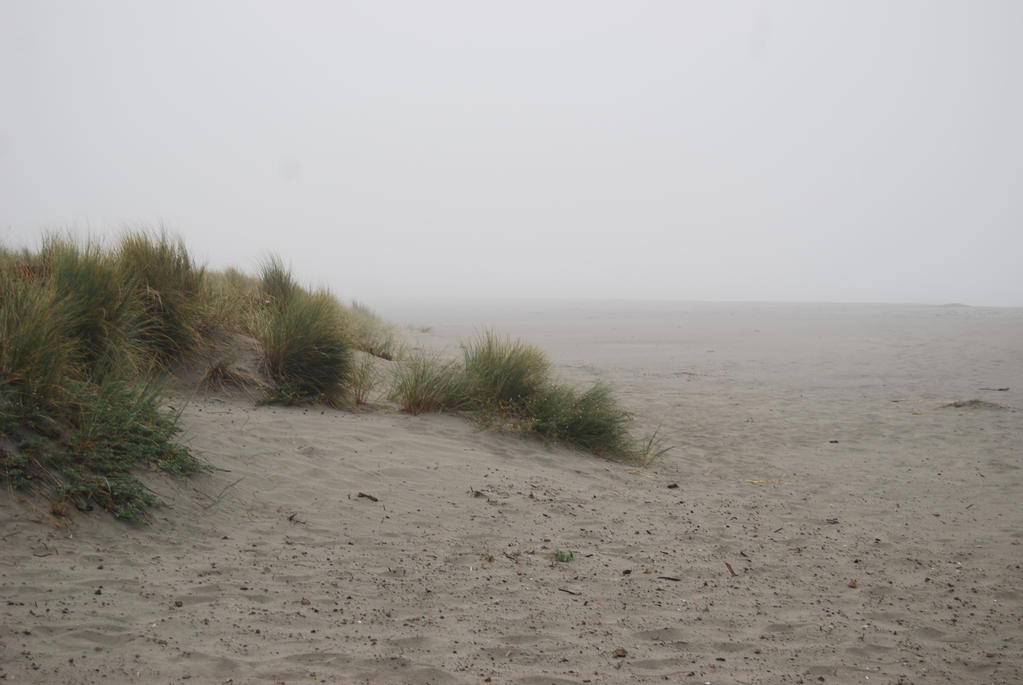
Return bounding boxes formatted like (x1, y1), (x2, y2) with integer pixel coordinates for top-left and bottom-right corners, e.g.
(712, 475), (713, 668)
(2, 2), (1021, 306)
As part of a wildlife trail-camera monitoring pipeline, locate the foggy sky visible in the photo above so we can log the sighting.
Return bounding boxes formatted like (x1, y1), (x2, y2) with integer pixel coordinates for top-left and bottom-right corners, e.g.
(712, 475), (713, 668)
(2, 1), (1021, 306)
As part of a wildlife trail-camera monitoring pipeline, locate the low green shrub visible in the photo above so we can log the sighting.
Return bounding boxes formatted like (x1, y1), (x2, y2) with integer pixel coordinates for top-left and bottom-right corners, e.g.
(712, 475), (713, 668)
(42, 380), (206, 522)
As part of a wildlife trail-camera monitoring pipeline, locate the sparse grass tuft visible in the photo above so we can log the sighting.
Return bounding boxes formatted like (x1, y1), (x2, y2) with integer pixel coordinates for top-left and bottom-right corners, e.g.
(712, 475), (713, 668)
(389, 354), (469, 415)
(344, 301), (404, 361)
(203, 267), (260, 333)
(198, 357), (263, 393)
(553, 549), (574, 563)
(350, 353), (380, 405)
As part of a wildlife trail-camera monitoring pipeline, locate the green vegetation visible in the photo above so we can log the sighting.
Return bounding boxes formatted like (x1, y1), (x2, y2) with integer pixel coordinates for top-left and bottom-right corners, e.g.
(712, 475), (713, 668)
(553, 549), (574, 563)
(1, 229), (664, 522)
(462, 331), (550, 409)
(0, 234), (410, 519)
(389, 354), (469, 415)
(0, 235), (209, 521)
(253, 261), (353, 405)
(116, 230), (210, 362)
(389, 329), (662, 462)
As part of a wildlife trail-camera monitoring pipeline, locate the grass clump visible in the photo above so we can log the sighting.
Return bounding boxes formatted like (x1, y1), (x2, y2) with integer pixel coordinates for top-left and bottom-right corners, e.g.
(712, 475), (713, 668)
(462, 331), (550, 409)
(349, 353), (380, 405)
(0, 271), (76, 432)
(389, 355), (469, 415)
(40, 236), (148, 379)
(389, 328), (660, 462)
(116, 230), (209, 362)
(1, 234), (211, 521)
(526, 382), (635, 458)
(203, 267), (261, 333)
(258, 255), (302, 309)
(254, 259), (353, 405)
(553, 549), (574, 563)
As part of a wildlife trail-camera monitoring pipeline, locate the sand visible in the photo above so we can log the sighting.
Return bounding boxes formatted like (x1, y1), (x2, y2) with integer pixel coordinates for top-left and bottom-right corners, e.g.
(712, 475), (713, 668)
(2, 300), (1021, 684)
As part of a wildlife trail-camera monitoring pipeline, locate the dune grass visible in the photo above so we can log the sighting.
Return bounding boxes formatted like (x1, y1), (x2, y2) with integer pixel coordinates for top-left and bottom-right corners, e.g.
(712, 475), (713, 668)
(389, 354), (470, 415)
(462, 330), (550, 409)
(116, 230), (209, 362)
(255, 289), (353, 405)
(0, 236), (209, 521)
(525, 382), (636, 458)
(252, 259), (354, 405)
(2, 230), (663, 521)
(389, 329), (660, 462)
(0, 269), (77, 432)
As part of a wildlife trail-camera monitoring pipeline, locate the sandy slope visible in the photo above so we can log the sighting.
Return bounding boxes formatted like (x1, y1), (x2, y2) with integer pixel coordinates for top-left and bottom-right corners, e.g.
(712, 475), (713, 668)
(2, 301), (1021, 684)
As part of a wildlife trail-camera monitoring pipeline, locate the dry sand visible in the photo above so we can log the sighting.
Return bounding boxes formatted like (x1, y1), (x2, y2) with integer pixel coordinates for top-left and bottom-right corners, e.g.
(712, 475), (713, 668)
(2, 301), (1021, 684)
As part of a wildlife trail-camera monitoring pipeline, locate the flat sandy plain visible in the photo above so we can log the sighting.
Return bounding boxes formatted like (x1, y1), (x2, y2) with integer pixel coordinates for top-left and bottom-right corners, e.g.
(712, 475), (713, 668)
(2, 300), (1021, 684)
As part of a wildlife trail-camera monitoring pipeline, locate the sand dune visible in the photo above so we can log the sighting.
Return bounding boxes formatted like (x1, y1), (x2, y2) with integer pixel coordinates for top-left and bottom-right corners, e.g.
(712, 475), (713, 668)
(3, 301), (1021, 684)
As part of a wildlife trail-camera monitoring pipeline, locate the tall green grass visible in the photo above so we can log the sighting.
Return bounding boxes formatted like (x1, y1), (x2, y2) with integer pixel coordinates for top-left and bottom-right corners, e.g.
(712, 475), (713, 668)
(203, 266), (260, 334)
(0, 271), (76, 433)
(116, 230), (208, 362)
(40, 236), (148, 379)
(0, 233), (210, 521)
(258, 255), (302, 309)
(254, 259), (353, 405)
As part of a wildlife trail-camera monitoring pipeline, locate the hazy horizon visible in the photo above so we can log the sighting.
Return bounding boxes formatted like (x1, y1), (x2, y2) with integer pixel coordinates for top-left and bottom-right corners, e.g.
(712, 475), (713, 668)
(2, 2), (1021, 307)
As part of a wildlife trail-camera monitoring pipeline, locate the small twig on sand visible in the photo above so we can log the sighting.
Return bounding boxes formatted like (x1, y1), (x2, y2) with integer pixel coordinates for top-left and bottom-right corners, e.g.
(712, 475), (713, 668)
(357, 492), (379, 502)
(725, 562), (737, 576)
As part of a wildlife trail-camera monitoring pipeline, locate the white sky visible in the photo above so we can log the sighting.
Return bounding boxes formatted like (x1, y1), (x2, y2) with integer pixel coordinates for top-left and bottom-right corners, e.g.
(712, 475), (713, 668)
(2, 1), (1021, 306)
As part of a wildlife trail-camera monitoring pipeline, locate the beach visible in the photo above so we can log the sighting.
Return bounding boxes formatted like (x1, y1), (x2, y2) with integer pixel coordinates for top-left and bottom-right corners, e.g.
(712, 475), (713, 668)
(2, 300), (1021, 684)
